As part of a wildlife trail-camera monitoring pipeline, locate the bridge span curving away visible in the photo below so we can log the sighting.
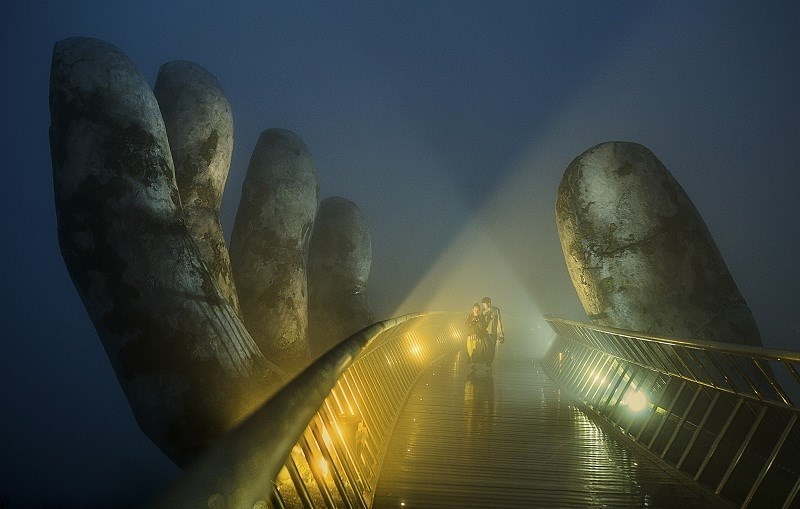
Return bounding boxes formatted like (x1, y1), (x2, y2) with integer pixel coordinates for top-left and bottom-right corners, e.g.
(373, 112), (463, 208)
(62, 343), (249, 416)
(155, 313), (800, 509)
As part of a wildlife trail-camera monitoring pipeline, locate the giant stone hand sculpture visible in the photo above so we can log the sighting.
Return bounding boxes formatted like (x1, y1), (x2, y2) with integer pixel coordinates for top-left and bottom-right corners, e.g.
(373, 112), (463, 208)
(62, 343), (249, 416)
(49, 37), (373, 466)
(230, 129), (319, 376)
(153, 60), (241, 315)
(307, 196), (374, 358)
(556, 141), (763, 347)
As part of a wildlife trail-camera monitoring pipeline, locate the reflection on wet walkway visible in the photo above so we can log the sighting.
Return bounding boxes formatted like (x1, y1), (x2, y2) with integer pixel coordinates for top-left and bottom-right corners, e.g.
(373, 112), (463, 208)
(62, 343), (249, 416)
(372, 339), (728, 508)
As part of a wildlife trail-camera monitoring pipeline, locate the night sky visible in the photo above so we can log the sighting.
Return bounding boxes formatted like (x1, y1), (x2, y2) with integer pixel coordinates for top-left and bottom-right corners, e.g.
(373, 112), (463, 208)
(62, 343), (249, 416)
(2, 2), (799, 507)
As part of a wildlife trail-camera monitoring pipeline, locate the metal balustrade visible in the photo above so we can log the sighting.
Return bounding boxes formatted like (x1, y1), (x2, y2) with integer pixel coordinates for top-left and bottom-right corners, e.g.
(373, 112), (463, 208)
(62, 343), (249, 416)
(154, 312), (465, 509)
(542, 316), (800, 509)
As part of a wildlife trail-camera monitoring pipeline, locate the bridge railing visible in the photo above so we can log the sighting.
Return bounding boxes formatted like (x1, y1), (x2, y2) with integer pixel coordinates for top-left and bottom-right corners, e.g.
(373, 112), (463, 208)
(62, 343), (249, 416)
(154, 312), (465, 509)
(542, 316), (800, 509)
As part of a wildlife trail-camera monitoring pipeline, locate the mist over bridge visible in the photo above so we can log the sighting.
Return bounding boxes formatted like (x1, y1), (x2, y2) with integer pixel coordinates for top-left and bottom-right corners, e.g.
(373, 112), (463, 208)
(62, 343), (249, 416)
(157, 313), (800, 509)
(44, 36), (800, 509)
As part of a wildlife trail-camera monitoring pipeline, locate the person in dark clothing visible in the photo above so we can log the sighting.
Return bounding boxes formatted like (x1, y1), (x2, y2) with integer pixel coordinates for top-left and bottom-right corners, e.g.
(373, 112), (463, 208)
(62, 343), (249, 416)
(465, 303), (487, 371)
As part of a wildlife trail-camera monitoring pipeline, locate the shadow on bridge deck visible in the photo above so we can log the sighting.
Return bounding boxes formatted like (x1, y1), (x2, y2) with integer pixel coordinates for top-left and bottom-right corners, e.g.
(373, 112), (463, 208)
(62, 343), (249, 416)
(372, 339), (731, 508)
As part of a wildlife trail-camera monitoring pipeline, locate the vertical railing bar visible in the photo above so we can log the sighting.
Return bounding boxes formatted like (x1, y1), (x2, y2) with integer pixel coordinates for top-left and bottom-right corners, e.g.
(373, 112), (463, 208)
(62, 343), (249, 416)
(579, 351), (607, 399)
(650, 341), (685, 378)
(647, 379), (686, 449)
(599, 364), (630, 413)
(337, 375), (369, 444)
(707, 351), (741, 394)
(671, 345), (701, 382)
(782, 470), (800, 509)
(715, 405), (767, 495)
(622, 335), (649, 365)
(695, 399), (743, 481)
(299, 434), (337, 509)
(647, 380), (687, 449)
(627, 337), (658, 369)
(662, 384), (702, 458)
(269, 481), (287, 509)
(783, 361), (800, 390)
(611, 366), (639, 425)
(392, 346), (411, 406)
(321, 401), (369, 509)
(392, 340), (413, 385)
(561, 345), (591, 394)
(630, 339), (663, 374)
(542, 342), (559, 373)
(389, 340), (413, 412)
(592, 329), (611, 352)
(607, 334), (634, 363)
(588, 357), (618, 404)
(753, 358), (792, 406)
(347, 366), (386, 439)
(342, 371), (383, 447)
(352, 362), (390, 433)
(574, 346), (601, 389)
(684, 348), (717, 388)
(677, 392), (720, 470)
(727, 353), (763, 400)
(636, 376), (672, 441)
(550, 339), (571, 383)
(377, 344), (404, 410)
(329, 385), (347, 416)
(576, 326), (596, 349)
(616, 368), (645, 433)
(309, 418), (356, 509)
(284, 455), (315, 509)
(742, 414), (798, 508)
(699, 349), (729, 387)
(634, 340), (666, 373)
(565, 346), (595, 388)
(319, 408), (366, 509)
(309, 412), (355, 509)
(557, 340), (579, 384)
(576, 351), (605, 398)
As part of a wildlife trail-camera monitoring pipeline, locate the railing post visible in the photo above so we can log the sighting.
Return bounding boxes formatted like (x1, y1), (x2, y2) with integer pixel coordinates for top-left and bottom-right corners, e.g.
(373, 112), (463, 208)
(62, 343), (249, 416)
(742, 414), (797, 508)
(715, 405), (767, 496)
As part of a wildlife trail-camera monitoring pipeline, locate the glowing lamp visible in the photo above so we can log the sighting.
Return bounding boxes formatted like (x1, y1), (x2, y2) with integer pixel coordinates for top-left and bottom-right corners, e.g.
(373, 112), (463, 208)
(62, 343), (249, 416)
(625, 390), (648, 413)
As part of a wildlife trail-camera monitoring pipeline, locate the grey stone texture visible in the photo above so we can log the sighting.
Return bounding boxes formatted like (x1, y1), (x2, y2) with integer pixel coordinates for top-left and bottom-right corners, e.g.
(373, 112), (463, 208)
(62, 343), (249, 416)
(153, 60), (240, 315)
(556, 141), (762, 347)
(307, 196), (374, 357)
(230, 129), (319, 375)
(49, 37), (285, 467)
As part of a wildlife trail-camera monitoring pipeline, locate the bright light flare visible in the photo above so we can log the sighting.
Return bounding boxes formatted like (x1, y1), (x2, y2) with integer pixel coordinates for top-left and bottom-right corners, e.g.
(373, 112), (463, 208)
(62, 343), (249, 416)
(317, 457), (329, 476)
(624, 389), (648, 413)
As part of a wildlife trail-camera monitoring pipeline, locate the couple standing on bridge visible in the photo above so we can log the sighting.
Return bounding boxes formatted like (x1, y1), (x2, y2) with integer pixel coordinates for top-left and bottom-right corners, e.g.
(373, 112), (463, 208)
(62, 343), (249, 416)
(465, 297), (505, 372)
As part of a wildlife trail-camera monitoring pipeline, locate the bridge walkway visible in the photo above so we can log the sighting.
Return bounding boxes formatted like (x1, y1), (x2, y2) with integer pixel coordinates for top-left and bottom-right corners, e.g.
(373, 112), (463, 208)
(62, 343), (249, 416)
(372, 338), (730, 508)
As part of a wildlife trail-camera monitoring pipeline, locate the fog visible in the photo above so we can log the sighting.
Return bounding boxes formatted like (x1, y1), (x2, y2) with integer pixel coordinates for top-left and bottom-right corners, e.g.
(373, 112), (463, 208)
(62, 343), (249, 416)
(1, 2), (798, 507)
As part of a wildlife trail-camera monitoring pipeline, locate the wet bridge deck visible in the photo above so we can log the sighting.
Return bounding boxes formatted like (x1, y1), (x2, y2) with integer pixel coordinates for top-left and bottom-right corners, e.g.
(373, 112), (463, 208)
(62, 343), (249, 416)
(372, 340), (730, 508)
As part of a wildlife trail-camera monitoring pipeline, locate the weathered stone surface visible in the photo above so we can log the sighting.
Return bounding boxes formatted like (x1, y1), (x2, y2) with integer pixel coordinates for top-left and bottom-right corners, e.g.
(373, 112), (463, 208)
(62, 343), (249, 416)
(556, 141), (762, 347)
(153, 60), (240, 314)
(49, 37), (284, 467)
(308, 196), (374, 357)
(230, 129), (319, 375)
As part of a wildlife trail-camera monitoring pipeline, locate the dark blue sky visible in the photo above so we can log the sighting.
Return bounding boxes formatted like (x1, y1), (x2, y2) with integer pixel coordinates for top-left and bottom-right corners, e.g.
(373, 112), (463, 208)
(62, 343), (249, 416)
(1, 2), (798, 507)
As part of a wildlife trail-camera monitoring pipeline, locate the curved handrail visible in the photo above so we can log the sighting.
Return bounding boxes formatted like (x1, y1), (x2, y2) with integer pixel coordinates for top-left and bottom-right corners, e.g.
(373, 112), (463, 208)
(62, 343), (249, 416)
(153, 312), (458, 508)
(545, 315), (800, 363)
(543, 315), (800, 508)
(545, 315), (800, 412)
